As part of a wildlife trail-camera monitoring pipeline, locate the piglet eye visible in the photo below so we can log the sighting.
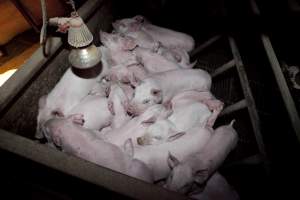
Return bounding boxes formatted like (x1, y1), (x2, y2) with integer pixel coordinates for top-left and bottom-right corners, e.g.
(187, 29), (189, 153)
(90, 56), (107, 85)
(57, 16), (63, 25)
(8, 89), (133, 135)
(142, 99), (150, 104)
(51, 110), (63, 117)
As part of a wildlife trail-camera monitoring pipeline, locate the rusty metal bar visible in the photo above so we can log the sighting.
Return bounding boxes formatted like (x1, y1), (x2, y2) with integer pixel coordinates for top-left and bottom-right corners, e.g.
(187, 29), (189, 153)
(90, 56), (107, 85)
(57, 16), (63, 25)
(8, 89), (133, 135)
(212, 59), (235, 77)
(228, 37), (269, 170)
(220, 99), (247, 117)
(190, 35), (222, 58)
(0, 128), (187, 200)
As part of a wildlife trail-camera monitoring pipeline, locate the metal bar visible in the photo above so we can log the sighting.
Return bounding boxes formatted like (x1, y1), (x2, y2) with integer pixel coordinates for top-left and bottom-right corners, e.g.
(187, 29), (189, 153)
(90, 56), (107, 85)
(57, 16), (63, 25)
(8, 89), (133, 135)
(228, 37), (269, 169)
(220, 99), (247, 117)
(0, 0), (106, 113)
(190, 35), (222, 58)
(261, 35), (300, 140)
(0, 128), (187, 200)
(249, 0), (261, 15)
(250, 0), (300, 141)
(212, 59), (235, 77)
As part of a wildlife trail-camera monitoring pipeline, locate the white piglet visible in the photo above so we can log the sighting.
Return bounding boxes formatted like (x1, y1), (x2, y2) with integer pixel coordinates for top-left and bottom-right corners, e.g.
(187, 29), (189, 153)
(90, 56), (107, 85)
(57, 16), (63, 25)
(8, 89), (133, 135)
(43, 116), (153, 183)
(165, 120), (238, 193)
(133, 47), (181, 74)
(189, 172), (240, 200)
(36, 68), (102, 139)
(107, 83), (132, 129)
(113, 15), (195, 52)
(128, 69), (212, 115)
(67, 93), (112, 131)
(132, 126), (212, 181)
(98, 104), (172, 147)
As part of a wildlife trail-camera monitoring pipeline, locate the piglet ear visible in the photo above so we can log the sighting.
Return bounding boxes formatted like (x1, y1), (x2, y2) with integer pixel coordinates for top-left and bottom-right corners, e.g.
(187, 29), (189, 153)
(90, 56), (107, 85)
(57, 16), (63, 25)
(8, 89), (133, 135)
(141, 116), (156, 126)
(167, 152), (180, 169)
(166, 132), (186, 142)
(151, 89), (162, 97)
(124, 138), (134, 157)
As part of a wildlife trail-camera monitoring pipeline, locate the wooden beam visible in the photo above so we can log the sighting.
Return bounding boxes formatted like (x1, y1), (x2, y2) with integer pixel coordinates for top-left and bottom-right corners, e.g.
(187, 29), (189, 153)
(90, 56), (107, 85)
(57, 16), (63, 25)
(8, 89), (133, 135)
(0, 128), (186, 200)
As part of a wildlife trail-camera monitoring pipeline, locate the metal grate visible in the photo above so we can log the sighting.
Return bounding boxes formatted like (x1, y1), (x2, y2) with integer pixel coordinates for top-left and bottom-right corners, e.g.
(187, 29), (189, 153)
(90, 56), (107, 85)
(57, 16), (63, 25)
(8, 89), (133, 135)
(191, 35), (270, 173)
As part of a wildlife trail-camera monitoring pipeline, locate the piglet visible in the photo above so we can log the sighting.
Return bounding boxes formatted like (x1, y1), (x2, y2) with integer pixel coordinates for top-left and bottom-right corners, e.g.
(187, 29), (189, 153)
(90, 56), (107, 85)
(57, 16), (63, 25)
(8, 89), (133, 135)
(132, 126), (212, 181)
(98, 104), (172, 148)
(128, 69), (212, 115)
(164, 120), (238, 193)
(107, 83), (132, 129)
(106, 62), (148, 86)
(67, 93), (112, 131)
(43, 116), (153, 183)
(136, 119), (178, 146)
(36, 68), (102, 139)
(137, 100), (211, 146)
(157, 46), (195, 69)
(189, 172), (240, 200)
(133, 47), (181, 74)
(113, 15), (195, 52)
(170, 90), (224, 128)
(100, 31), (137, 66)
(137, 90), (218, 146)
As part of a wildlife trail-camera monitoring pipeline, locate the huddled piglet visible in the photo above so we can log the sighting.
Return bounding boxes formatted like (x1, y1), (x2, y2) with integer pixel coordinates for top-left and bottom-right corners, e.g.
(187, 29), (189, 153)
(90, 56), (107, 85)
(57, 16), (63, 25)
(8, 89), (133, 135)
(164, 120), (238, 193)
(107, 83), (132, 129)
(133, 47), (181, 73)
(137, 93), (213, 146)
(67, 93), (112, 131)
(113, 15), (195, 52)
(132, 125), (213, 181)
(100, 30), (137, 66)
(157, 46), (195, 69)
(169, 90), (224, 127)
(106, 62), (148, 86)
(189, 172), (240, 200)
(97, 104), (172, 148)
(128, 69), (212, 115)
(36, 68), (103, 139)
(43, 115), (154, 183)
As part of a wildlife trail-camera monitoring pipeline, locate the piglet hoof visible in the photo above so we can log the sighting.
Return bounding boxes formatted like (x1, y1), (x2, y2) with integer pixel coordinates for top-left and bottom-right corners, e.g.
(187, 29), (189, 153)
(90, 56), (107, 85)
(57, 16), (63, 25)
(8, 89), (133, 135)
(68, 114), (85, 126)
